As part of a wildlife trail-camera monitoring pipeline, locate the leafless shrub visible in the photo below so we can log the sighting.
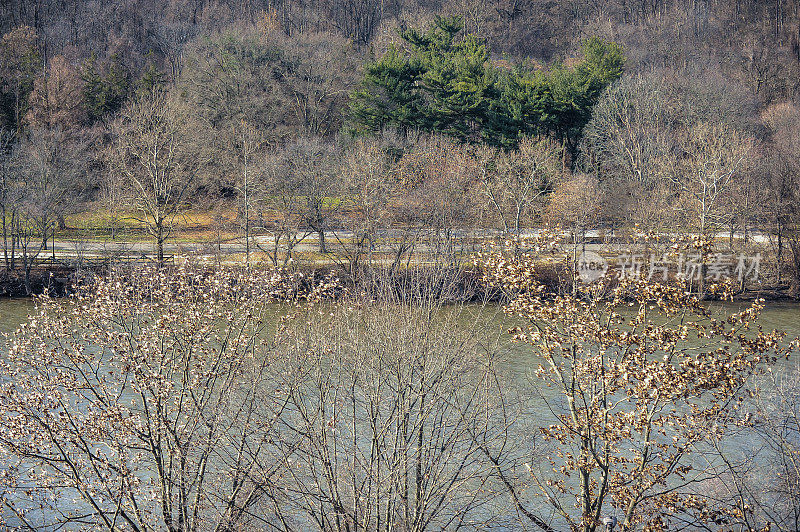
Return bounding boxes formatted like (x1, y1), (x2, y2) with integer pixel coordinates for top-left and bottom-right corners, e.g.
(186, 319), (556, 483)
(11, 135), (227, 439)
(480, 241), (797, 531)
(0, 263), (525, 530)
(0, 264), (335, 530)
(267, 293), (519, 530)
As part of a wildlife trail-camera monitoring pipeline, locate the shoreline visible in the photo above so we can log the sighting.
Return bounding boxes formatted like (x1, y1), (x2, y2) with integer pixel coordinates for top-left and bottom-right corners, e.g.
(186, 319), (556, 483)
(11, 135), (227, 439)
(1, 263), (797, 302)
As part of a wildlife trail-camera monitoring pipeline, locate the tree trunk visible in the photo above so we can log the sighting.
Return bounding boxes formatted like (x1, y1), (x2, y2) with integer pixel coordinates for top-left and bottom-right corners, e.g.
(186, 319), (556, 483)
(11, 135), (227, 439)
(790, 241), (800, 298)
(22, 247), (31, 295)
(24, 266), (31, 295)
(10, 226), (17, 270)
(1, 204), (9, 272)
(317, 228), (327, 253)
(157, 220), (164, 268)
(777, 225), (783, 284)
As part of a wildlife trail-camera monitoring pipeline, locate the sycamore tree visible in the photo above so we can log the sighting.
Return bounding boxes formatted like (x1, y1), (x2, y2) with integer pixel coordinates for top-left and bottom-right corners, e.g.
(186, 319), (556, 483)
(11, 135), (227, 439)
(332, 139), (393, 280)
(10, 126), (85, 292)
(258, 138), (339, 264)
(479, 239), (796, 532)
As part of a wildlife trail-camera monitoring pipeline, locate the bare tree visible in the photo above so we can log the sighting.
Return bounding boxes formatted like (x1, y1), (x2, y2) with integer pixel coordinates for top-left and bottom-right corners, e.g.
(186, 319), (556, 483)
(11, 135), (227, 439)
(478, 135), (560, 236)
(180, 25), (288, 138)
(546, 173), (603, 291)
(670, 122), (753, 239)
(749, 362), (800, 531)
(292, 138), (339, 254)
(580, 73), (672, 191)
(667, 122), (753, 294)
(546, 173), (601, 232)
(258, 146), (314, 267)
(111, 90), (200, 267)
(20, 126), (85, 247)
(762, 101), (800, 296)
(147, 19), (197, 81)
(708, 359), (800, 532)
(231, 119), (267, 266)
(268, 285), (516, 530)
(0, 263), (525, 530)
(0, 128), (16, 274)
(0, 126), (84, 292)
(283, 31), (358, 136)
(255, 137), (339, 266)
(323, 0), (387, 45)
(400, 137), (479, 269)
(25, 54), (87, 130)
(332, 139), (393, 280)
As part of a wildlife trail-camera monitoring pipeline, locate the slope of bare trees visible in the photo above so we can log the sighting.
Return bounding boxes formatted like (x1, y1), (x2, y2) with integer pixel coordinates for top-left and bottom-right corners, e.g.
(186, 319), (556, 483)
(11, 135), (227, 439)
(0, 1), (799, 296)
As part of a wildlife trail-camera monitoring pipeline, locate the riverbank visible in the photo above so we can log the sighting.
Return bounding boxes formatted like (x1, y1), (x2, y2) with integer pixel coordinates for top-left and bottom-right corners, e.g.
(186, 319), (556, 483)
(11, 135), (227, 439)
(0, 266), (80, 298)
(2, 260), (798, 302)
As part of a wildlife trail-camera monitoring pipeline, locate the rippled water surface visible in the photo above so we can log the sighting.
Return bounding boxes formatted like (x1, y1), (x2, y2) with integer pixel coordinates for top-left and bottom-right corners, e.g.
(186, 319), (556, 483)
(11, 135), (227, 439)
(2, 296), (799, 343)
(0, 298), (37, 335)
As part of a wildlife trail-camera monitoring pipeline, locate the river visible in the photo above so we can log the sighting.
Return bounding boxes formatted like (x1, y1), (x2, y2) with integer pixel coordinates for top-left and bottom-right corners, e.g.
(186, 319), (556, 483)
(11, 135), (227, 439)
(2, 296), (799, 353)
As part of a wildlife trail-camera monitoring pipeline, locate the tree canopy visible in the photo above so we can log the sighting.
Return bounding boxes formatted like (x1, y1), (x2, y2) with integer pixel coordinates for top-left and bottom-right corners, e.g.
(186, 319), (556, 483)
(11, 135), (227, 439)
(349, 17), (623, 151)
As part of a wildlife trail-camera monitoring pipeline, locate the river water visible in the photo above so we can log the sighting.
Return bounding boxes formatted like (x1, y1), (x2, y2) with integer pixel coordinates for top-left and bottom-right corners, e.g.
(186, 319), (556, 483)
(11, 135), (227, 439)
(2, 297), (799, 354)
(0, 298), (35, 335)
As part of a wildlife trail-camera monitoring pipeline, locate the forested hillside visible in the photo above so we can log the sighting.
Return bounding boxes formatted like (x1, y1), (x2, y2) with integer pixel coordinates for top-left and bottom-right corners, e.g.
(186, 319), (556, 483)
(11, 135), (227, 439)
(2, 0), (800, 295)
